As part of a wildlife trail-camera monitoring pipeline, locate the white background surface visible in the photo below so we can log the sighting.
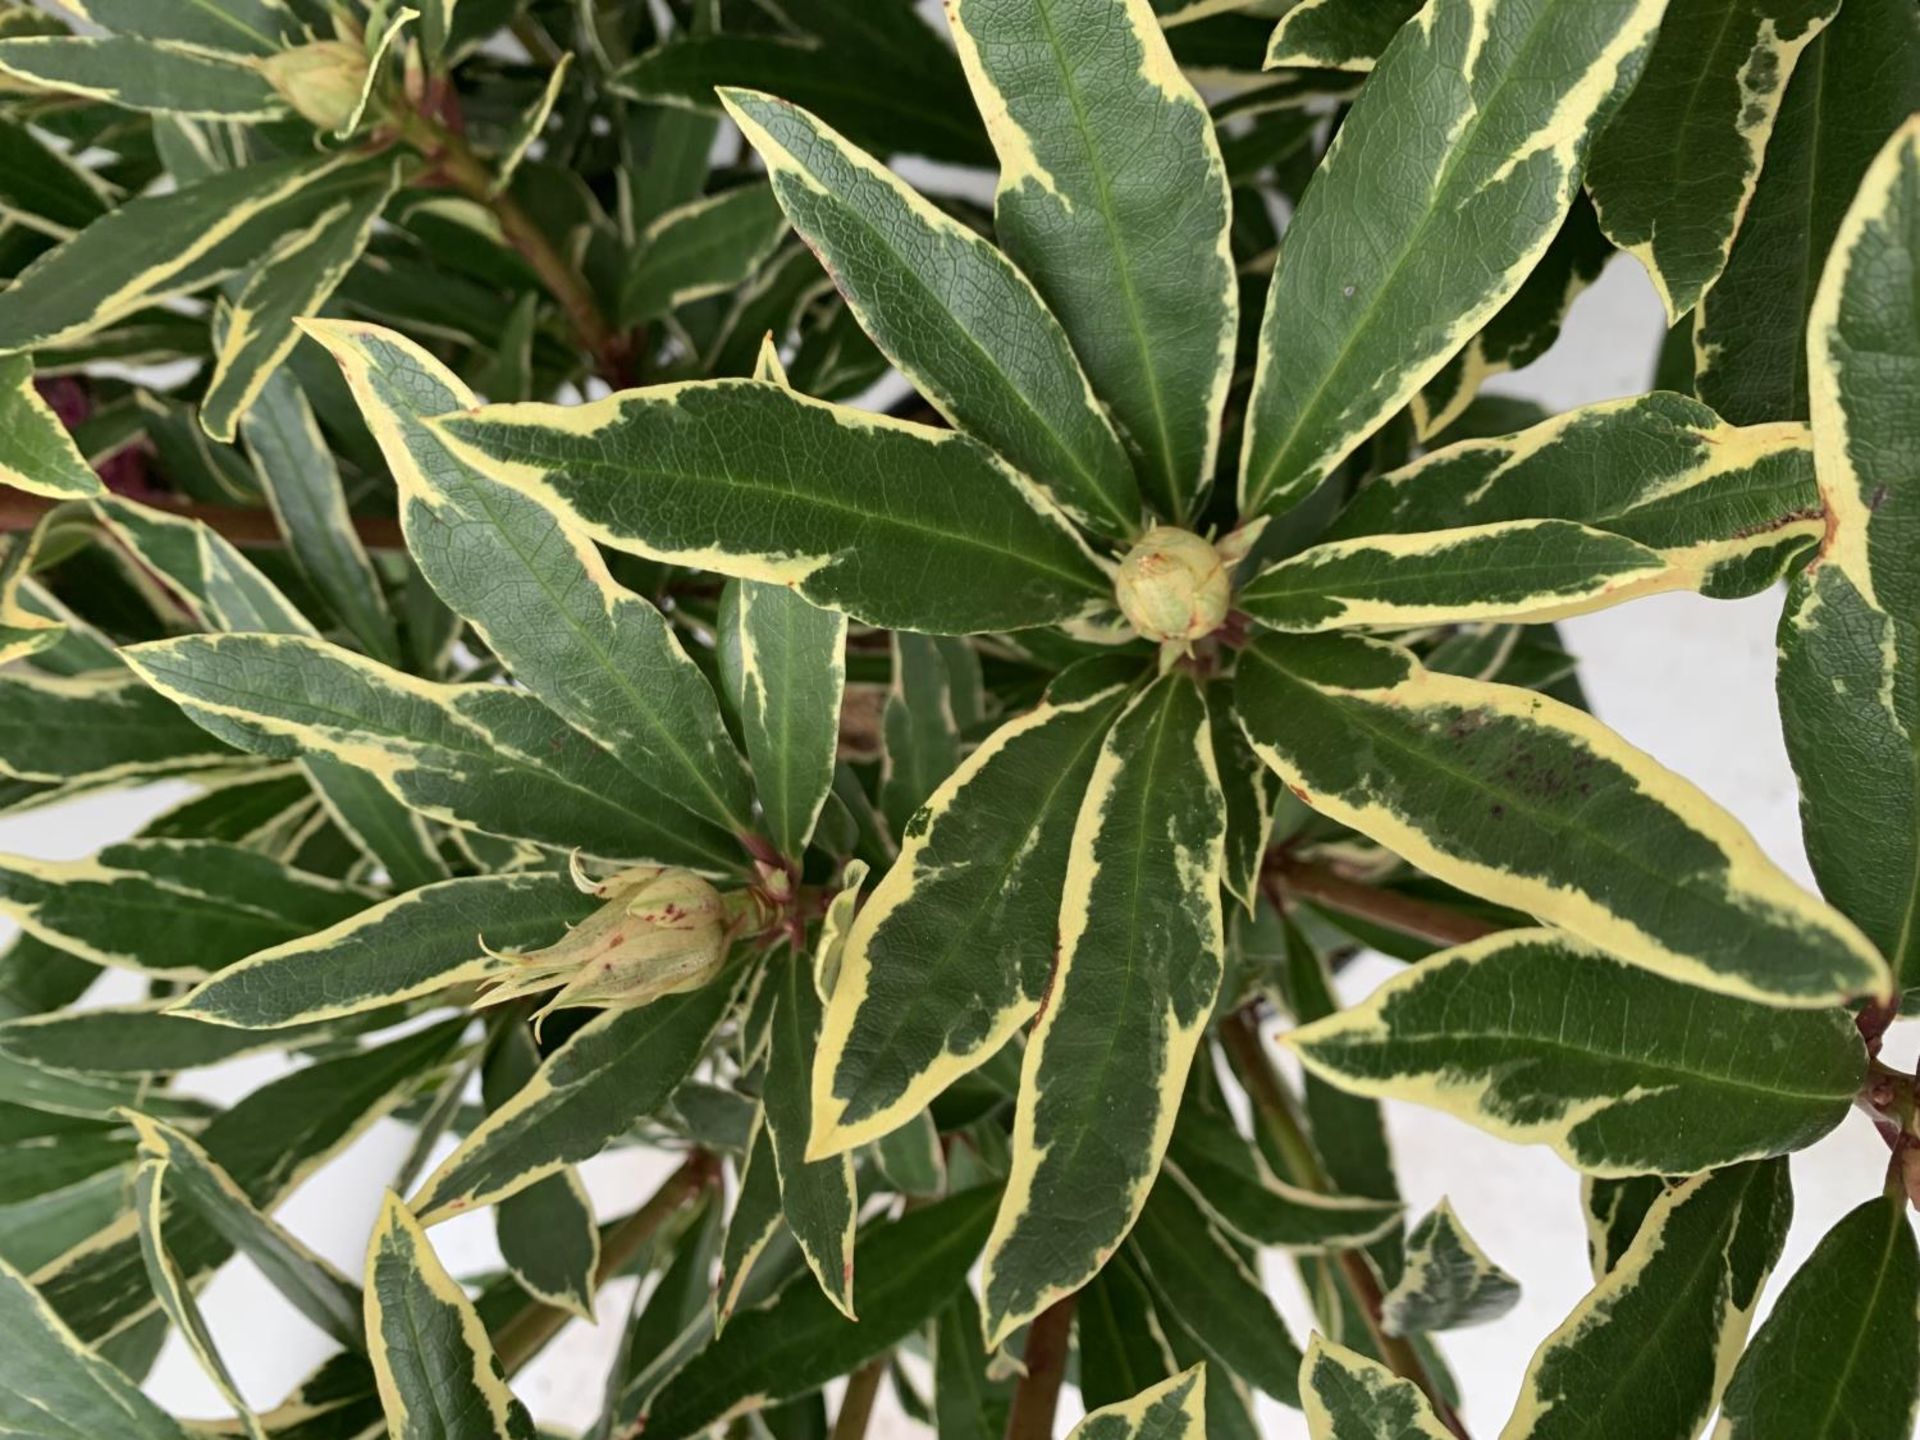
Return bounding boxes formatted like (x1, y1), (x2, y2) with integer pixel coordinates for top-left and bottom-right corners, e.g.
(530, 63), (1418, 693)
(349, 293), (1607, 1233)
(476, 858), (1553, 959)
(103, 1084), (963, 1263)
(7, 252), (1914, 1436)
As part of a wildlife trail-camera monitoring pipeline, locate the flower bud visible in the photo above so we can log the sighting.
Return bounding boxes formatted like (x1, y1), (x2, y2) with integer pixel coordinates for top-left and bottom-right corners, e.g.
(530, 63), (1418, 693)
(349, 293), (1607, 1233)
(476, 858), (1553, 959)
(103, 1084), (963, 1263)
(259, 41), (369, 132)
(478, 863), (732, 1023)
(1114, 525), (1231, 644)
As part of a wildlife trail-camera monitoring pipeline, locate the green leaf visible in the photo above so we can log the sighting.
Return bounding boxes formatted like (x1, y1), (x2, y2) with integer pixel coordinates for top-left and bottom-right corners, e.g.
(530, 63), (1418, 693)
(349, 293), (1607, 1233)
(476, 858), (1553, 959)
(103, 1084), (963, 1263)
(764, 952), (858, 1317)
(178, 873), (591, 1028)
(0, 838), (368, 978)
(0, 149), (391, 355)
(1778, 119), (1920, 992)
(127, 1112), (364, 1351)
(0, 352), (102, 499)
(0, 1171), (128, 1276)
(1299, 1336), (1452, 1439)
(933, 1283), (1013, 1440)
(721, 88), (1141, 540)
(981, 672), (1226, 1346)
(881, 632), (963, 841)
(304, 320), (756, 839)
(0, 1106), (129, 1203)
(1379, 1202), (1519, 1335)
(1288, 928), (1864, 1175)
(203, 168), (400, 441)
(1265, 0), (1422, 71)
(0, 1001), (347, 1072)
(614, 34), (991, 169)
(1163, 1099), (1401, 1252)
(482, 1027), (600, 1322)
(364, 1193), (537, 1440)
(1080, 1253), (1175, 1414)
(133, 1155), (268, 1439)
(812, 659), (1135, 1156)
(1504, 1160), (1792, 1440)
(0, 114), (109, 238)
(717, 580), (845, 862)
(37, 1019), (463, 1344)
(0, 1252), (194, 1440)
(871, 1108), (944, 1198)
(410, 961), (747, 1223)
(621, 182), (790, 324)
(717, 1107), (783, 1329)
(47, 0), (297, 55)
(0, 36), (285, 118)
(1714, 1194), (1920, 1440)
(639, 1187), (998, 1440)
(1694, 0), (1920, 423)
(433, 382), (1108, 635)
(1586, 0), (1839, 321)
(1325, 391), (1825, 601)
(124, 632), (741, 870)
(947, 0), (1234, 521)
(1128, 1174), (1302, 1404)
(1068, 1366), (1207, 1440)
(0, 671), (238, 784)
(1239, 0), (1665, 518)
(1244, 519), (1671, 633)
(1237, 633), (1888, 1006)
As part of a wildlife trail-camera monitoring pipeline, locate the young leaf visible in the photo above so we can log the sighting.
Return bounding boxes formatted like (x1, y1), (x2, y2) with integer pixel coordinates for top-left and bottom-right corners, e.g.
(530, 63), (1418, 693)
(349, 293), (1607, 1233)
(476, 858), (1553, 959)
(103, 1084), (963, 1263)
(621, 182), (790, 324)
(1239, 0), (1665, 518)
(176, 873), (593, 1029)
(763, 950), (857, 1318)
(1237, 633), (1889, 1006)
(0, 1252), (195, 1440)
(432, 383), (1109, 635)
(125, 632), (742, 870)
(717, 579), (845, 862)
(1503, 1160), (1792, 1440)
(1713, 1194), (1920, 1439)
(482, 1026), (600, 1322)
(720, 88), (1141, 540)
(202, 168), (400, 441)
(1693, 0), (1920, 423)
(1068, 1365), (1207, 1440)
(0, 36), (286, 119)
(126, 1112), (363, 1351)
(1778, 119), (1920, 991)
(810, 658), (1136, 1156)
(1380, 1202), (1519, 1335)
(947, 0), (1234, 521)
(639, 1187), (999, 1440)
(1265, 0), (1422, 71)
(364, 1193), (537, 1440)
(1325, 391), (1824, 601)
(0, 352), (103, 498)
(409, 960), (746, 1222)
(304, 320), (756, 841)
(981, 672), (1226, 1347)
(1299, 1336), (1452, 1440)
(0, 839), (368, 978)
(1286, 929), (1865, 1175)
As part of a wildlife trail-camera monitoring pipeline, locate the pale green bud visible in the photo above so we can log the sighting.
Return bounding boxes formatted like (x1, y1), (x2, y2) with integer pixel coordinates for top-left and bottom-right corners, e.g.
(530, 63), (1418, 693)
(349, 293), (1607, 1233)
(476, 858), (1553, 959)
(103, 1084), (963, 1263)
(1114, 525), (1231, 644)
(259, 41), (369, 131)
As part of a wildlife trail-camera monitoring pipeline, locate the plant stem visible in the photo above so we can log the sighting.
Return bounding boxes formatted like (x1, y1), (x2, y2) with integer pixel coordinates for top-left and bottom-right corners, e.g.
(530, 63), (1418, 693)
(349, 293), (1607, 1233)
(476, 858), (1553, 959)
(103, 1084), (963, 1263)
(493, 1150), (715, 1374)
(832, 1358), (888, 1440)
(1221, 1007), (1468, 1438)
(1003, 1292), (1077, 1440)
(1271, 857), (1499, 948)
(0, 487), (405, 549)
(393, 113), (628, 382)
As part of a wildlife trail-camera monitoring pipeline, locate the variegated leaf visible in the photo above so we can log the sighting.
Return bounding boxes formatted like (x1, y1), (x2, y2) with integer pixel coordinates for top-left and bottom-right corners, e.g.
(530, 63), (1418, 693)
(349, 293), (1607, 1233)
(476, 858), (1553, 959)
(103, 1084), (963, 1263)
(1287, 929), (1864, 1174)
(1586, 0), (1840, 322)
(0, 671), (238, 784)
(1068, 1366), (1207, 1440)
(1580, 1175), (1668, 1280)
(1778, 119), (1920, 992)
(0, 352), (102, 498)
(716, 1107), (783, 1330)
(881, 632), (962, 841)
(980, 672), (1225, 1347)
(0, 36), (285, 118)
(1327, 391), (1826, 601)
(303, 320), (756, 840)
(47, 0), (298, 55)
(0, 1001), (346, 1072)
(811, 658), (1137, 1157)
(1240, 0), (1665, 518)
(1300, 1336), (1453, 1440)
(621, 182), (790, 324)
(1238, 632), (1888, 1005)
(721, 87), (1141, 540)
(364, 1193), (536, 1439)
(125, 632), (742, 871)
(1502, 1160), (1791, 1440)
(432, 383), (1109, 635)
(1264, 0), (1422, 71)
(946, 0), (1235, 521)
(1380, 1201), (1519, 1335)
